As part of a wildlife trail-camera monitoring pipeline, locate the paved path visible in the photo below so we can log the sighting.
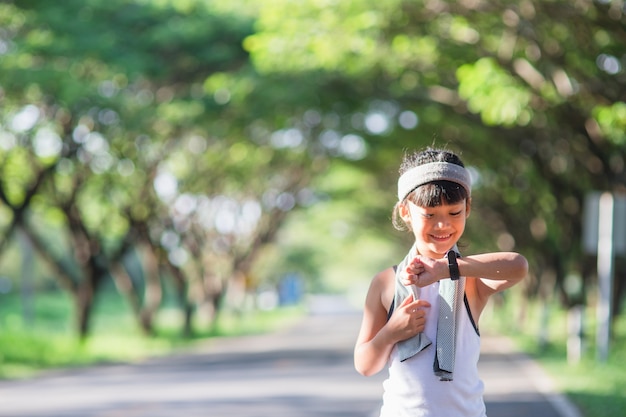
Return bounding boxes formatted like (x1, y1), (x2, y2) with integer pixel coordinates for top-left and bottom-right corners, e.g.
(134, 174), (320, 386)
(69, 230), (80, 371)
(0, 297), (582, 417)
(479, 334), (582, 417)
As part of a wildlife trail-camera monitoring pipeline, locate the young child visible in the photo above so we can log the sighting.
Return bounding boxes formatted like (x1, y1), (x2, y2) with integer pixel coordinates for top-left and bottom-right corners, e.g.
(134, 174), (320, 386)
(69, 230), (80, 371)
(354, 148), (528, 417)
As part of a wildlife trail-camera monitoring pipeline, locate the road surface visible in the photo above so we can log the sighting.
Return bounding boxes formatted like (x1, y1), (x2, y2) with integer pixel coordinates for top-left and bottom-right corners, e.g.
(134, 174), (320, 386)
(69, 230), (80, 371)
(0, 296), (581, 417)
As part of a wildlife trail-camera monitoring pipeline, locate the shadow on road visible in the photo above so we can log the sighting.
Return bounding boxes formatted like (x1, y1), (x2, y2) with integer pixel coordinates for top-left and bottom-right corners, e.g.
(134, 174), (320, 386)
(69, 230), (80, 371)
(0, 296), (579, 417)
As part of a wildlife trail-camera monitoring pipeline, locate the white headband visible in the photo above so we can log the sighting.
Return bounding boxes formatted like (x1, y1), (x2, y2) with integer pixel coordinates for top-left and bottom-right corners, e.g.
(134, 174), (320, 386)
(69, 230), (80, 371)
(397, 161), (472, 201)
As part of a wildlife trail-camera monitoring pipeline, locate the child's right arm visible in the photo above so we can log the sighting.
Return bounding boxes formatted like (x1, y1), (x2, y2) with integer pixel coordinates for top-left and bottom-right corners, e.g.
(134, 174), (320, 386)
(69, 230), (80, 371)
(354, 268), (430, 376)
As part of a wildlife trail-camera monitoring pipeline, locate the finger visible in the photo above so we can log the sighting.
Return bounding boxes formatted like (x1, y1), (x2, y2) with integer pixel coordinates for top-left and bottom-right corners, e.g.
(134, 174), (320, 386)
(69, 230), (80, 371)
(408, 259), (423, 270)
(402, 267), (411, 277)
(401, 274), (416, 286)
(406, 266), (422, 276)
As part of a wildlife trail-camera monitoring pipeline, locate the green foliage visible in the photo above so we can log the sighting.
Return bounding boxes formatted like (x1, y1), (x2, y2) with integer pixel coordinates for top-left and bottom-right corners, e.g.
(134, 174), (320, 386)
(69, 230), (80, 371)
(483, 294), (626, 417)
(0, 289), (304, 379)
(0, 0), (624, 350)
(1, 147), (36, 206)
(261, 161), (403, 295)
(457, 58), (532, 126)
(594, 102), (626, 145)
(244, 0), (402, 75)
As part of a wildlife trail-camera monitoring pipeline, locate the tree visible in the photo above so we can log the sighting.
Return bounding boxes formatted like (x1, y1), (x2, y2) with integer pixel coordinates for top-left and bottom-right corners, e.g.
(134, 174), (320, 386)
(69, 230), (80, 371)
(244, 0), (626, 312)
(0, 0), (355, 337)
(2, 0), (624, 339)
(0, 0), (321, 337)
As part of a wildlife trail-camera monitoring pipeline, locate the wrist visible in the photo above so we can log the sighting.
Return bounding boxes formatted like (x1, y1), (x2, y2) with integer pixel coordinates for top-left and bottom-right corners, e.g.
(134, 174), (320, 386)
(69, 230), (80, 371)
(379, 323), (393, 341)
(436, 258), (449, 281)
(381, 321), (403, 345)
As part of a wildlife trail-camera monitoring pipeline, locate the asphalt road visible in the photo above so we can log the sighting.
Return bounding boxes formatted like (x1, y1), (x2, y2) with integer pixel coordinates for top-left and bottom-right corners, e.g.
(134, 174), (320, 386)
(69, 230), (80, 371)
(0, 296), (581, 417)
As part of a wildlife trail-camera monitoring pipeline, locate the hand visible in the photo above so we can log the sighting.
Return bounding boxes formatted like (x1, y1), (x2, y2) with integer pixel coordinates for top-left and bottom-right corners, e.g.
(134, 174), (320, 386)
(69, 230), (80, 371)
(401, 255), (442, 287)
(387, 294), (431, 342)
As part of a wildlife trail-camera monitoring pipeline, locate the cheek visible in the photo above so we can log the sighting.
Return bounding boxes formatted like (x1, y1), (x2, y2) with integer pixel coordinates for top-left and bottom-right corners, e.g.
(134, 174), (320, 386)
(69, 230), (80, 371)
(411, 218), (429, 234)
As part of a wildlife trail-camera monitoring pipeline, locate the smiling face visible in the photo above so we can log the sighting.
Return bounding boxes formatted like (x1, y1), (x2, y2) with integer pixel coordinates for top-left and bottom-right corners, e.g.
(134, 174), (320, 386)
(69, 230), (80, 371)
(400, 200), (470, 259)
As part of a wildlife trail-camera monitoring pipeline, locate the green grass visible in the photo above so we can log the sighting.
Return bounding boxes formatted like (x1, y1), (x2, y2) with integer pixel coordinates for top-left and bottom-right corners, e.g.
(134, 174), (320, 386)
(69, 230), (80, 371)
(482, 291), (626, 417)
(0, 289), (305, 379)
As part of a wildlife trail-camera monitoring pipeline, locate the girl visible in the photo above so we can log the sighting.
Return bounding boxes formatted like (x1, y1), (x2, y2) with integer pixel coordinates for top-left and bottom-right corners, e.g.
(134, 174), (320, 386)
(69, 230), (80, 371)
(354, 148), (528, 417)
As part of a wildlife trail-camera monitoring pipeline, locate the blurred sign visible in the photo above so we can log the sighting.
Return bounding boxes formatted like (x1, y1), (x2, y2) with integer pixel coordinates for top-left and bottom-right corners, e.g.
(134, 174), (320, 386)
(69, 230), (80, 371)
(583, 192), (624, 362)
(582, 192), (626, 255)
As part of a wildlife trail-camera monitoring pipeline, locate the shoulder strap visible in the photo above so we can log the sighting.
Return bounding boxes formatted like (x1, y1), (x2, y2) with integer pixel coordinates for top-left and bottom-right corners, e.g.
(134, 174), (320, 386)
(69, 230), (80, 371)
(387, 265), (397, 321)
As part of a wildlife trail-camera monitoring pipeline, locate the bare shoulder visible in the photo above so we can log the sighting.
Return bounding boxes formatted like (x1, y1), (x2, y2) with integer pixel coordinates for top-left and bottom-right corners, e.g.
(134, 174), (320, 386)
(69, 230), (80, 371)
(369, 266), (396, 313)
(358, 266), (397, 341)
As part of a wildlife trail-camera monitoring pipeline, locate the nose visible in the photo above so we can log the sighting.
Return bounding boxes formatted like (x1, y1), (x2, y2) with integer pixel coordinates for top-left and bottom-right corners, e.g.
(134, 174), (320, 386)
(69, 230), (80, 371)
(435, 217), (449, 229)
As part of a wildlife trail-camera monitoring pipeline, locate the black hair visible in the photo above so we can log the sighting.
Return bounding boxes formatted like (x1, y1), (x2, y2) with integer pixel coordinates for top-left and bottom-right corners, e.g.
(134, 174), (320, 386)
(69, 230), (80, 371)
(392, 148), (470, 231)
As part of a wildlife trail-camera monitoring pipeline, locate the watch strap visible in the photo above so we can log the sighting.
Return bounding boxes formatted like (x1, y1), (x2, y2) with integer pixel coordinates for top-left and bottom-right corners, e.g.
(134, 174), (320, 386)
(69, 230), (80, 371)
(446, 250), (461, 281)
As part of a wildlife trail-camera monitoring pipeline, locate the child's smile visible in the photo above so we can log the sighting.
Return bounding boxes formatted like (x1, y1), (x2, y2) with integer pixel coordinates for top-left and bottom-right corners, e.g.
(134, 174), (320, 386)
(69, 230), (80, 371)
(404, 200), (470, 258)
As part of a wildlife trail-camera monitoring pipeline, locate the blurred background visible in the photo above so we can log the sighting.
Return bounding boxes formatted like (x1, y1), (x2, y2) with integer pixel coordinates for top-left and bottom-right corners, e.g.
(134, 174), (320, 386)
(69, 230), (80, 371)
(0, 0), (624, 414)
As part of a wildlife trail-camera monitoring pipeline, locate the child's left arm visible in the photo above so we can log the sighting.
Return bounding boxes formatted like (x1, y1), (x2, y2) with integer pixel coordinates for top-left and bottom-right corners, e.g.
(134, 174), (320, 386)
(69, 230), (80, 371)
(402, 252), (528, 320)
(456, 252), (528, 294)
(402, 251), (528, 293)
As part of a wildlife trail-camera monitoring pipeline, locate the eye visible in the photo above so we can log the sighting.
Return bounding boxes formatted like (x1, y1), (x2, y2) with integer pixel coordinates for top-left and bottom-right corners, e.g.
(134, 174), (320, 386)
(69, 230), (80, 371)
(450, 210), (462, 216)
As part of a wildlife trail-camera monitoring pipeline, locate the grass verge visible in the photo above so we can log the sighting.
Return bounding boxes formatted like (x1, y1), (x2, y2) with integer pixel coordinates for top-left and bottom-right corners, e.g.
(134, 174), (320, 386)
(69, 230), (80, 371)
(483, 291), (625, 417)
(0, 289), (305, 379)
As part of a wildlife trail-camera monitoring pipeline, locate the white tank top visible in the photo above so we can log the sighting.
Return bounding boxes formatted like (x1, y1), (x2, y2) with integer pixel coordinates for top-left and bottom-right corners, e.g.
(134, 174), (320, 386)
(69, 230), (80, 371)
(380, 281), (486, 417)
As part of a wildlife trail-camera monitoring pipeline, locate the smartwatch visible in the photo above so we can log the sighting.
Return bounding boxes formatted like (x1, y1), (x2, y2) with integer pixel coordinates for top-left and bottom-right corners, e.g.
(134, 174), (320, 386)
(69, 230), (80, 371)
(446, 250), (461, 281)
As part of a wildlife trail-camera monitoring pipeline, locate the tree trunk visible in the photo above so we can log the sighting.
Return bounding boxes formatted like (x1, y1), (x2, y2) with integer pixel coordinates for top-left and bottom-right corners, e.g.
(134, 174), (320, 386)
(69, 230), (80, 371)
(165, 263), (193, 337)
(76, 279), (95, 340)
(140, 245), (162, 335)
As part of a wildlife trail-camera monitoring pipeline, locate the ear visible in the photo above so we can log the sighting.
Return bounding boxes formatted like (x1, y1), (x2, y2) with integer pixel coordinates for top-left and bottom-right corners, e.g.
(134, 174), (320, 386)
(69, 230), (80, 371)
(399, 201), (412, 223)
